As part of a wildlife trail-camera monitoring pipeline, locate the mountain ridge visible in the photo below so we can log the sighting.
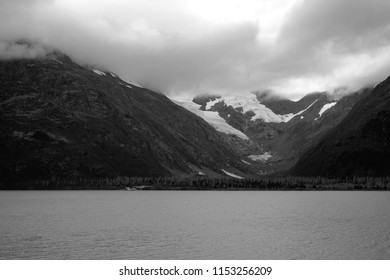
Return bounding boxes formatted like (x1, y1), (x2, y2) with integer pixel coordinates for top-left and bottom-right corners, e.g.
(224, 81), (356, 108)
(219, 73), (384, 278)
(0, 50), (252, 184)
(292, 77), (390, 177)
(190, 88), (370, 174)
(1, 42), (383, 181)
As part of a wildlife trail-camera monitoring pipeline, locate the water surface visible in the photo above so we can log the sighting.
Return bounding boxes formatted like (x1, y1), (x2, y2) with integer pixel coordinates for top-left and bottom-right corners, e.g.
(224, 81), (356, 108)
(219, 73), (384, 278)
(0, 191), (389, 259)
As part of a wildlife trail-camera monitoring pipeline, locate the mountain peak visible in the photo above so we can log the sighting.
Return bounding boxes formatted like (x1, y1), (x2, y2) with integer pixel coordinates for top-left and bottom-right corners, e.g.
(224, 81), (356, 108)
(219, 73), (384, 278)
(0, 51), (253, 183)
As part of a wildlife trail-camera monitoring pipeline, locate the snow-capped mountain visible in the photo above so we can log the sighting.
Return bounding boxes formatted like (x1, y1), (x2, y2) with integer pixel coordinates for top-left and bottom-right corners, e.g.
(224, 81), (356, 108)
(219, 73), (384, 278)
(203, 94), (318, 123)
(186, 89), (371, 174)
(0, 42), (379, 182)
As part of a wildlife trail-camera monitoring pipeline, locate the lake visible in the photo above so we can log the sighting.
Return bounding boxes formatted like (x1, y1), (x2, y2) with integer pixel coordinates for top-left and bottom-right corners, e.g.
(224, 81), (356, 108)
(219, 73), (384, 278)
(0, 191), (389, 259)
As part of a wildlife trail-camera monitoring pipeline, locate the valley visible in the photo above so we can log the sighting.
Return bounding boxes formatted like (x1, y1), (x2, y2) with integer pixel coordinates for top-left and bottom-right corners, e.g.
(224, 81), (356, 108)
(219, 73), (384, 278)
(0, 44), (389, 189)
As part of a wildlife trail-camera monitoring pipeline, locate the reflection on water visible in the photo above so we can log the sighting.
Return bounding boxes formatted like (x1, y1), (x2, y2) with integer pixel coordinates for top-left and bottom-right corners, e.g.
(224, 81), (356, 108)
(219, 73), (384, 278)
(0, 191), (389, 259)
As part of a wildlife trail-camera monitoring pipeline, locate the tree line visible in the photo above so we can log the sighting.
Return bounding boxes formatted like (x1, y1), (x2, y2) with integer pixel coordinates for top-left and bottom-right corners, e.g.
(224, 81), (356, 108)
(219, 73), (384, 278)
(3, 175), (390, 190)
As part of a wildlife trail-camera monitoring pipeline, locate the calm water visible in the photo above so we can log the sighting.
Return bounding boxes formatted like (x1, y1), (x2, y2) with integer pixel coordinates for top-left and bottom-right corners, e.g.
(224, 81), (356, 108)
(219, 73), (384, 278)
(0, 191), (389, 259)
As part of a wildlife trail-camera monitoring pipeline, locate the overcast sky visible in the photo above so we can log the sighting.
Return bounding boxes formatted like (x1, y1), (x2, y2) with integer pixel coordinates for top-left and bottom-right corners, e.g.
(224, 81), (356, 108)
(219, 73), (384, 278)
(1, 0), (390, 100)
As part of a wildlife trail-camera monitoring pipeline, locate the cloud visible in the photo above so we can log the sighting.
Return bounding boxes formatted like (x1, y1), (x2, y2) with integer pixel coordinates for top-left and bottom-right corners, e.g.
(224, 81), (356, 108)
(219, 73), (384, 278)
(264, 0), (390, 94)
(0, 0), (263, 93)
(280, 0), (390, 51)
(0, 41), (49, 59)
(1, 0), (390, 99)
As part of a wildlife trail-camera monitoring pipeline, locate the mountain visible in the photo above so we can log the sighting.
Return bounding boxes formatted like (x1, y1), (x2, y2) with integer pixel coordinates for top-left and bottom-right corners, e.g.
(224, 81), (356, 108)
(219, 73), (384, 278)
(0, 48), (252, 185)
(256, 90), (326, 115)
(292, 77), (390, 177)
(190, 89), (370, 174)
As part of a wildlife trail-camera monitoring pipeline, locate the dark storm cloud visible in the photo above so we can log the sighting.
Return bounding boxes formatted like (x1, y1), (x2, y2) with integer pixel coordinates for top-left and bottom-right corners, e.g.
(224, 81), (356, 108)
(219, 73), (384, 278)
(1, 0), (390, 98)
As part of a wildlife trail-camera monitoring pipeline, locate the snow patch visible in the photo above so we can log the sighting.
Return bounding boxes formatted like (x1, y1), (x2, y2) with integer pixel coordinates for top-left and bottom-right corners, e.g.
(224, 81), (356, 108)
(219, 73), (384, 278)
(173, 101), (249, 140)
(222, 169), (244, 179)
(93, 69), (106, 76)
(205, 95), (317, 123)
(124, 80), (143, 88)
(279, 99), (318, 122)
(119, 82), (133, 89)
(241, 159), (251, 165)
(115, 75), (143, 88)
(318, 102), (337, 117)
(205, 98), (222, 110)
(248, 152), (272, 162)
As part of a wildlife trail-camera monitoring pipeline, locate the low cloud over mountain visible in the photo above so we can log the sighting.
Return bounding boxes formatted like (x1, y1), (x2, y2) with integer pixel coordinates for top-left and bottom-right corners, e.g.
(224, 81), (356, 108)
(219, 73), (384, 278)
(1, 0), (390, 98)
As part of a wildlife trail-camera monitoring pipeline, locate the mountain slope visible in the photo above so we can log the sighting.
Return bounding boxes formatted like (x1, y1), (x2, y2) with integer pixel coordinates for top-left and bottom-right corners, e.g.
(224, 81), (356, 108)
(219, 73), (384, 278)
(0, 51), (250, 184)
(292, 77), (390, 177)
(173, 100), (249, 140)
(256, 91), (327, 115)
(191, 90), (369, 174)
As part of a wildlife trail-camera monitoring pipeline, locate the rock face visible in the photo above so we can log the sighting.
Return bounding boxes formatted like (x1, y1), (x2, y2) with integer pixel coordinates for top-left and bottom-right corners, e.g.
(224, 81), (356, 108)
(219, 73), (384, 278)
(191, 89), (370, 174)
(292, 77), (390, 177)
(0, 52), (250, 183)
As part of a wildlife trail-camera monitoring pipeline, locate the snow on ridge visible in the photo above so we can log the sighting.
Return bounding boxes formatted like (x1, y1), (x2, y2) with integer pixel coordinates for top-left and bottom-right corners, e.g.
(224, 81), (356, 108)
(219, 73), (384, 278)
(173, 100), (249, 140)
(222, 169), (244, 179)
(118, 82), (133, 89)
(123, 80), (144, 88)
(318, 102), (337, 117)
(92, 70), (142, 88)
(241, 159), (251, 165)
(93, 69), (106, 76)
(248, 152), (272, 163)
(112, 73), (144, 88)
(204, 95), (318, 123)
(92, 71), (143, 89)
